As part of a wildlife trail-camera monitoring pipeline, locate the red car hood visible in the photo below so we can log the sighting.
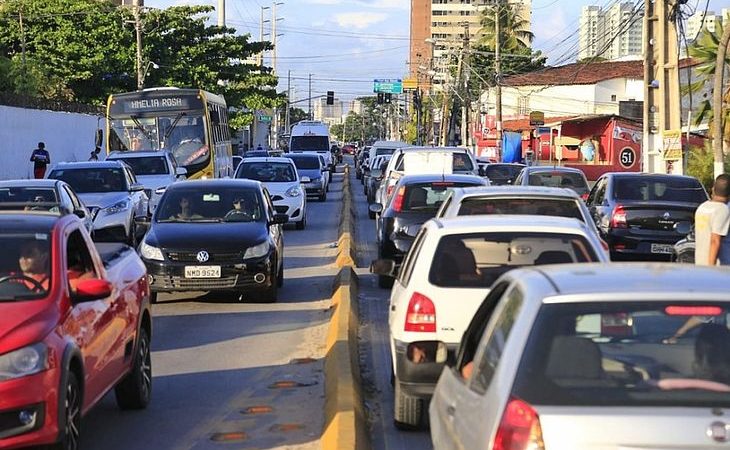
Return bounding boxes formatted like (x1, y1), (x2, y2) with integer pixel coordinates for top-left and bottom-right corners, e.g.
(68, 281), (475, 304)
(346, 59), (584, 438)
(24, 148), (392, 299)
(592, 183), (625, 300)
(0, 300), (58, 354)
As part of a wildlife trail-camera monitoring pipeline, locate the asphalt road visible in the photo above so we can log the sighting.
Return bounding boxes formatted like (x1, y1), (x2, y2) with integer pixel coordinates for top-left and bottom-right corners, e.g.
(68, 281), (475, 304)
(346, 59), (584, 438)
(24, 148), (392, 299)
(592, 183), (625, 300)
(79, 168), (345, 450)
(352, 164), (434, 450)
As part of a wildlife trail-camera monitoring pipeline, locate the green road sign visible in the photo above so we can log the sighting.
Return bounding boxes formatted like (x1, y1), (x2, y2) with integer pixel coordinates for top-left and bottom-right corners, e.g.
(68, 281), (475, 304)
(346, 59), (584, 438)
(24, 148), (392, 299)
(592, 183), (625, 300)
(259, 115), (272, 122)
(373, 79), (403, 94)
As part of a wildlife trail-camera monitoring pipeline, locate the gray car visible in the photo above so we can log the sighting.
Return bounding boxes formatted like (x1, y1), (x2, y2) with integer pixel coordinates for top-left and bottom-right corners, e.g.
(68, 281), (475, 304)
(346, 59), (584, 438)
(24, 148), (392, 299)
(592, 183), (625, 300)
(514, 166), (590, 200)
(430, 263), (730, 450)
(47, 161), (148, 245)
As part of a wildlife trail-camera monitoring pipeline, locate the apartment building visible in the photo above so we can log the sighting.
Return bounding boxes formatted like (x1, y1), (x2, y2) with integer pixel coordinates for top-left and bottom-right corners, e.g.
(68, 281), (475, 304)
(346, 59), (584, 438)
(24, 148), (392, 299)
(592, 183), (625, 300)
(313, 97), (346, 127)
(578, 2), (642, 61)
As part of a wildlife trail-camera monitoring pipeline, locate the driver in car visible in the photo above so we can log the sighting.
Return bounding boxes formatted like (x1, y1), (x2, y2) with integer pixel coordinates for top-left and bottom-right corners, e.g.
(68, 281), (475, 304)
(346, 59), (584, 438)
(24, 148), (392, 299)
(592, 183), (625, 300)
(227, 197), (254, 221)
(15, 241), (50, 292)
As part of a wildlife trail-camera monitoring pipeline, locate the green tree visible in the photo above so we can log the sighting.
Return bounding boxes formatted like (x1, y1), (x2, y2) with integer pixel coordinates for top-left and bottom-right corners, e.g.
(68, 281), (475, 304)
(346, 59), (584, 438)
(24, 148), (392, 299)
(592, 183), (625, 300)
(479, 3), (534, 52)
(687, 142), (730, 192)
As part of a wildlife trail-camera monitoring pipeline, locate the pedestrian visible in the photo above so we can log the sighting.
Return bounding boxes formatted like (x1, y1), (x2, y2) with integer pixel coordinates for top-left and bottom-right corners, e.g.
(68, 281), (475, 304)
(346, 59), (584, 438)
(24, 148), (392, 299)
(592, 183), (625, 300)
(694, 174), (730, 266)
(30, 142), (50, 179)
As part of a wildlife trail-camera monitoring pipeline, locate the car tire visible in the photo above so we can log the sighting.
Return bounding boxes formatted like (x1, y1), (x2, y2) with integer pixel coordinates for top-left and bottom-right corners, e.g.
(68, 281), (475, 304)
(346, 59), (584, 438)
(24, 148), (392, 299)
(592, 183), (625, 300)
(378, 274), (394, 289)
(319, 192), (327, 202)
(368, 209), (376, 220)
(149, 292), (158, 304)
(356, 171), (361, 180)
(393, 380), (424, 430)
(127, 221), (137, 247)
(51, 371), (82, 450)
(296, 216), (306, 230)
(277, 264), (284, 287)
(260, 273), (278, 303)
(114, 328), (152, 410)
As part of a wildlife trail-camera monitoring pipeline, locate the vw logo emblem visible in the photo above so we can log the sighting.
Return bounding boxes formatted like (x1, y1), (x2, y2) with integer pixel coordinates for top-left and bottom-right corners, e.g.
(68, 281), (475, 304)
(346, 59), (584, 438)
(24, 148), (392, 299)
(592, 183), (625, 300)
(663, 212), (671, 220)
(708, 422), (730, 442)
(196, 251), (209, 263)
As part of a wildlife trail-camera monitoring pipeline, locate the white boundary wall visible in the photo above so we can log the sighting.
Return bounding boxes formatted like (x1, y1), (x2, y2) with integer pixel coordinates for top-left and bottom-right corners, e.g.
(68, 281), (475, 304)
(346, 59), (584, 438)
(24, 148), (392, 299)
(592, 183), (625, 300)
(0, 105), (102, 180)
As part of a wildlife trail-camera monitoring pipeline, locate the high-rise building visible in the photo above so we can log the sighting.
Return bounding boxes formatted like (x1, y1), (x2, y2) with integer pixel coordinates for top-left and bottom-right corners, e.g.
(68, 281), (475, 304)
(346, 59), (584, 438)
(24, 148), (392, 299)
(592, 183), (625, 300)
(578, 2), (642, 61)
(409, 0), (432, 87)
(686, 10), (720, 41)
(313, 97), (345, 127)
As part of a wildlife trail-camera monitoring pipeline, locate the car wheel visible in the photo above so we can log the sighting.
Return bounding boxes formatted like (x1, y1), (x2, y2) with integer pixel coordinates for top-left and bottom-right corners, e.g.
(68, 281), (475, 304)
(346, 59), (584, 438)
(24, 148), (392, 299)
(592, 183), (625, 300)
(296, 215), (306, 230)
(127, 221), (137, 247)
(378, 274), (394, 289)
(277, 263), (284, 287)
(114, 328), (152, 410)
(51, 371), (82, 450)
(260, 276), (278, 303)
(319, 192), (327, 202)
(369, 209), (376, 220)
(393, 380), (424, 430)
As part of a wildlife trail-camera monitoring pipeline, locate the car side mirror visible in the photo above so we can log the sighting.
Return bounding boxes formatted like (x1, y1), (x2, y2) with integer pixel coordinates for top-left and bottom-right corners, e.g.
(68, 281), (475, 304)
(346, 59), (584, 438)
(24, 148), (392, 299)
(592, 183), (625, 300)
(271, 213), (288, 225)
(72, 279), (112, 303)
(301, 176), (311, 183)
(130, 183), (145, 192)
(369, 203), (383, 214)
(370, 259), (396, 277)
(674, 221), (692, 235)
(73, 209), (86, 219)
(175, 167), (187, 178)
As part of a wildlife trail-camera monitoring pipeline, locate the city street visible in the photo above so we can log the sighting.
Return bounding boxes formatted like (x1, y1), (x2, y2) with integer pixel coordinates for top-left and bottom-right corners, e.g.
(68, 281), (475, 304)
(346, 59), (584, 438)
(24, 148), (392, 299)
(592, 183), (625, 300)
(79, 172), (345, 450)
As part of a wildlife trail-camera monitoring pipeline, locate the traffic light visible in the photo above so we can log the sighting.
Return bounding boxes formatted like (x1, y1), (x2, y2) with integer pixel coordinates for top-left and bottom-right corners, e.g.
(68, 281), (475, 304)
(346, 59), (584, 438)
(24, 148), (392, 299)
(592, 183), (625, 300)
(385, 93), (392, 104)
(377, 92), (384, 104)
(326, 91), (334, 105)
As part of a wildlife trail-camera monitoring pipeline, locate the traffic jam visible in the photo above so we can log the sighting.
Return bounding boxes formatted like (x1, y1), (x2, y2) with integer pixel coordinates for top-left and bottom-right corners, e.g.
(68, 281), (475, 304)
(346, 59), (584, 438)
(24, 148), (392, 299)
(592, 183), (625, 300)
(0, 118), (728, 450)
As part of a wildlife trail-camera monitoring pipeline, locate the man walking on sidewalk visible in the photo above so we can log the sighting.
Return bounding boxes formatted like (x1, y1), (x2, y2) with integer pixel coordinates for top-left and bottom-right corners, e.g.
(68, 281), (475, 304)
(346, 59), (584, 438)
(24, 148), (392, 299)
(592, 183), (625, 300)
(30, 142), (50, 179)
(694, 174), (730, 266)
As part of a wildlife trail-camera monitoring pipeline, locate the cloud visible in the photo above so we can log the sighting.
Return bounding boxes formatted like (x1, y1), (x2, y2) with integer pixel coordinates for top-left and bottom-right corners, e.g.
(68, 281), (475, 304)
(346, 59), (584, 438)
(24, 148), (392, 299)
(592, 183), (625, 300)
(333, 12), (388, 30)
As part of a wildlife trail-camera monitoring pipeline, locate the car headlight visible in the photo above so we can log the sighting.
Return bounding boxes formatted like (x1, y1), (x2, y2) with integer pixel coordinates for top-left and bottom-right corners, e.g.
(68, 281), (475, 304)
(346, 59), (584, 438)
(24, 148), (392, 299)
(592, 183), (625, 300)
(244, 241), (270, 259)
(154, 186), (167, 195)
(103, 200), (129, 214)
(286, 186), (301, 197)
(139, 241), (164, 261)
(311, 177), (322, 183)
(0, 343), (48, 381)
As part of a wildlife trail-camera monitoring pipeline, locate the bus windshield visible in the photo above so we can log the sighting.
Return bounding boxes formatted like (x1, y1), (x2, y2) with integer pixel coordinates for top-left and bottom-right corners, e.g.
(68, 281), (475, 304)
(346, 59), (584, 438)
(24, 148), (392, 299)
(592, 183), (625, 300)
(108, 114), (209, 171)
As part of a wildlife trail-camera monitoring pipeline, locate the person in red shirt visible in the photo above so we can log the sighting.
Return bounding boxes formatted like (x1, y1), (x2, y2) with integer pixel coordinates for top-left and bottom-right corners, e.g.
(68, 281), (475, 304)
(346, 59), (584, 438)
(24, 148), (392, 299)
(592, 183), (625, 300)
(30, 142), (51, 179)
(17, 241), (50, 292)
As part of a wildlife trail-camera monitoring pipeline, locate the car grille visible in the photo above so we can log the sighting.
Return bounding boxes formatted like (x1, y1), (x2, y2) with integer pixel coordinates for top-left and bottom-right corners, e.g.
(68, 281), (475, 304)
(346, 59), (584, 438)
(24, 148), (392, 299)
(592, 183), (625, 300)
(274, 205), (288, 214)
(271, 195), (285, 201)
(152, 275), (241, 289)
(166, 251), (244, 264)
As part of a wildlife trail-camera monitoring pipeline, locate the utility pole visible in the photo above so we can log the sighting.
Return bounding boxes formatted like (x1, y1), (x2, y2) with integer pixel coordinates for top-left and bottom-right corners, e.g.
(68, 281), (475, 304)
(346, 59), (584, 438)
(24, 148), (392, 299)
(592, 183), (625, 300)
(217, 0), (225, 27)
(134, 0), (144, 90)
(494, 1), (503, 160)
(259, 6), (270, 66)
(285, 70), (291, 133)
(642, 0), (682, 174)
(308, 73), (312, 120)
(461, 22), (470, 150)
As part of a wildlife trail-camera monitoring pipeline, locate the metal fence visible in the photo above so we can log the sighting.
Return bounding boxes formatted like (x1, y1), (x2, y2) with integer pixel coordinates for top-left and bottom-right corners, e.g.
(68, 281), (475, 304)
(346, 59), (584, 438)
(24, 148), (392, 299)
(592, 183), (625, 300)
(0, 91), (103, 115)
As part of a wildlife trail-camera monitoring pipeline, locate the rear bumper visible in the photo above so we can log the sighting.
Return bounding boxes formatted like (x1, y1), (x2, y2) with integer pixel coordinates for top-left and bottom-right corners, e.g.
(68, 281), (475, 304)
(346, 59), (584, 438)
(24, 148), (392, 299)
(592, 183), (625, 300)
(394, 340), (458, 398)
(606, 230), (682, 261)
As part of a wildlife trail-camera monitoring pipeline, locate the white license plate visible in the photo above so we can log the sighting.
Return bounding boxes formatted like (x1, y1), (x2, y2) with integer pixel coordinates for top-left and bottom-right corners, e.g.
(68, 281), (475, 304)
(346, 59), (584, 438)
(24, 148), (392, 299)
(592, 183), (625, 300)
(184, 266), (221, 278)
(651, 244), (674, 254)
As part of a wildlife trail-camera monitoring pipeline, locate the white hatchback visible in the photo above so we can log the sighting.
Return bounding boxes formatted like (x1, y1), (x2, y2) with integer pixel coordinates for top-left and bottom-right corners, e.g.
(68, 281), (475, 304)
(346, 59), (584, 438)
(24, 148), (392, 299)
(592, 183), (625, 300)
(234, 157), (307, 229)
(371, 215), (609, 429)
(430, 263), (730, 450)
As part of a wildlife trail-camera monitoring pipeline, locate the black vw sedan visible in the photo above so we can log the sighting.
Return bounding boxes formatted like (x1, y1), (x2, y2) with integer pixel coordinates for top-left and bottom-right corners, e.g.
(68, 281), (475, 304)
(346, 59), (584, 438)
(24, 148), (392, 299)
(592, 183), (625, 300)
(138, 179), (287, 303)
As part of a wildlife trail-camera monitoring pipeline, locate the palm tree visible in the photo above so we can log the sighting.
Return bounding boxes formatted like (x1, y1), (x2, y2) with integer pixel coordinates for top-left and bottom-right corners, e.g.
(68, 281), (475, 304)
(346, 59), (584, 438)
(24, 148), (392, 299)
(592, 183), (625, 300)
(478, 3), (534, 52)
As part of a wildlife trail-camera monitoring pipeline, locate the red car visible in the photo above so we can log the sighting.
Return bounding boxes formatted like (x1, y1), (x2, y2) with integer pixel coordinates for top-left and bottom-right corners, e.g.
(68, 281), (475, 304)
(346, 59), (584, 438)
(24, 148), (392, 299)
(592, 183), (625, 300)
(342, 144), (356, 155)
(0, 212), (151, 450)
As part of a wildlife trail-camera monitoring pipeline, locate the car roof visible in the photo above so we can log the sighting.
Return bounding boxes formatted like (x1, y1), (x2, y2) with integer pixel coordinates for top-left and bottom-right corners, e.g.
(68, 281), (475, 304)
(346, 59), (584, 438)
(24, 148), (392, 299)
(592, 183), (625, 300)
(399, 146), (471, 153)
(431, 215), (592, 234)
(108, 151), (171, 159)
(239, 157), (295, 164)
(286, 153), (319, 159)
(398, 173), (486, 184)
(527, 263), (730, 298)
(602, 172), (701, 182)
(0, 179), (62, 189)
(0, 213), (62, 233)
(52, 161), (128, 170)
(166, 179), (262, 190)
(371, 141), (410, 148)
(449, 186), (581, 200)
(523, 165), (586, 174)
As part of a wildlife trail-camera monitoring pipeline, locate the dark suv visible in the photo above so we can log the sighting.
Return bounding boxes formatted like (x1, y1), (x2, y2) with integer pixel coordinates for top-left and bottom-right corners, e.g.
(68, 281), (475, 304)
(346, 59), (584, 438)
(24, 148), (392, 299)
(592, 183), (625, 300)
(586, 173), (707, 260)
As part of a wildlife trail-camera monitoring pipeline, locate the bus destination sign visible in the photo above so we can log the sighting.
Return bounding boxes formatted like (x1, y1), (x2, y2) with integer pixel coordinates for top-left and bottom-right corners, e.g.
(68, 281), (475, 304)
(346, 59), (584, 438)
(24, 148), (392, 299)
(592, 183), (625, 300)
(112, 95), (204, 115)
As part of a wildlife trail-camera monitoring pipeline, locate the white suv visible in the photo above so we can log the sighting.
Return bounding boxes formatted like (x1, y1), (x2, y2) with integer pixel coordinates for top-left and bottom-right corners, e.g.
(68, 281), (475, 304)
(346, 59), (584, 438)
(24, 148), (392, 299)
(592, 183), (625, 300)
(372, 215), (609, 429)
(235, 157), (307, 229)
(107, 151), (186, 213)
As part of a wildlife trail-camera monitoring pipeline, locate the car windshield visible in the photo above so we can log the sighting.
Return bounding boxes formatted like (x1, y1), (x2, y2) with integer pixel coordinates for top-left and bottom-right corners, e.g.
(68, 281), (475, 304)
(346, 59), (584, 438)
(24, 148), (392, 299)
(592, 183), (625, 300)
(113, 156), (170, 176)
(288, 156), (320, 170)
(458, 197), (585, 222)
(49, 168), (127, 193)
(527, 171), (588, 193)
(237, 162), (296, 182)
(156, 188), (263, 223)
(291, 136), (328, 151)
(0, 235), (52, 300)
(0, 188), (60, 212)
(613, 177), (708, 203)
(428, 232), (598, 288)
(512, 301), (730, 407)
(374, 147), (396, 156)
(399, 182), (482, 212)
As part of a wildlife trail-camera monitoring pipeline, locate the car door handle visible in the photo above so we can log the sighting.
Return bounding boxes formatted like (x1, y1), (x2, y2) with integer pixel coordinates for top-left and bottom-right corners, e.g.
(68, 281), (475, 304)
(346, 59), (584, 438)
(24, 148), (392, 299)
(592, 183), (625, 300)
(446, 405), (456, 417)
(390, 305), (396, 311)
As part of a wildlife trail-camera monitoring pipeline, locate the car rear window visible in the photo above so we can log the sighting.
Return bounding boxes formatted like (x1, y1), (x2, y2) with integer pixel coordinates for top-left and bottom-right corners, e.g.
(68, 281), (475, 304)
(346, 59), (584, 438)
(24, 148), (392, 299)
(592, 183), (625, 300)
(394, 152), (473, 172)
(49, 168), (127, 193)
(237, 162), (296, 182)
(512, 302), (730, 407)
(458, 197), (585, 222)
(114, 156), (169, 176)
(287, 156), (320, 170)
(401, 182), (481, 212)
(428, 232), (598, 288)
(528, 171), (587, 190)
(613, 176), (707, 203)
(485, 165), (522, 181)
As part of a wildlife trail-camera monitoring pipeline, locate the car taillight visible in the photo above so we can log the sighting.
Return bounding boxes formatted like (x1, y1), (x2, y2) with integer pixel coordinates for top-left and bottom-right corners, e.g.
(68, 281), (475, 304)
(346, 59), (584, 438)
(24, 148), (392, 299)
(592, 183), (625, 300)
(610, 204), (627, 228)
(392, 186), (406, 212)
(493, 397), (545, 450)
(581, 192), (589, 201)
(404, 292), (436, 332)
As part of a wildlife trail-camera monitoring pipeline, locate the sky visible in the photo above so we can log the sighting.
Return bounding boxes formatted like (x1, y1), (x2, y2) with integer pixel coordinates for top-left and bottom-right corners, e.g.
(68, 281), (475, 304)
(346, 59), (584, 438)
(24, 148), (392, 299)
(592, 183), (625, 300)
(145, 0), (725, 107)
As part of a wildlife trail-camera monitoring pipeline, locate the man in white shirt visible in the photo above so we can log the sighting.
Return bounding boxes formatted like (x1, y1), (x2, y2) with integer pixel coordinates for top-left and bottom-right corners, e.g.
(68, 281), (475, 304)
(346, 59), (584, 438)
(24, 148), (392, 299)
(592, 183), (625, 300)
(694, 174), (730, 266)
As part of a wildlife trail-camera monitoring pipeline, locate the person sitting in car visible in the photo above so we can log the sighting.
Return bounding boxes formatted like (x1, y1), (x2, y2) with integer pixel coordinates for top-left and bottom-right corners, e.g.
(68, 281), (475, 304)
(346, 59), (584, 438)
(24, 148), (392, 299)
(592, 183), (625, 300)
(15, 241), (50, 292)
(225, 196), (255, 221)
(169, 196), (202, 220)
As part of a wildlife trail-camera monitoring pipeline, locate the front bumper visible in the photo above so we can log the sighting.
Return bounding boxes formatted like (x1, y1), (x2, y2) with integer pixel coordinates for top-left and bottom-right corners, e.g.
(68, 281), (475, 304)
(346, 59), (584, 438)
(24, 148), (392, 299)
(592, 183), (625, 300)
(0, 370), (58, 448)
(90, 207), (131, 240)
(144, 252), (275, 292)
(394, 340), (458, 398)
(270, 193), (306, 222)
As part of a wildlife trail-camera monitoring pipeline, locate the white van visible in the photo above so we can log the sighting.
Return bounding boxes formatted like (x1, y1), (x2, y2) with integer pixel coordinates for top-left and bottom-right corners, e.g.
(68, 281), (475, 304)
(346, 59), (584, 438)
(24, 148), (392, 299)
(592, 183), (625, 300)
(289, 121), (334, 172)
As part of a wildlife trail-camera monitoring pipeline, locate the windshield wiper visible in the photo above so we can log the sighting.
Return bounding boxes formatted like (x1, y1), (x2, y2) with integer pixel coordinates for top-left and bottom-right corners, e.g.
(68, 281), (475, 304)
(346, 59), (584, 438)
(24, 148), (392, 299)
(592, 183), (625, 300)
(130, 115), (153, 142)
(163, 113), (187, 141)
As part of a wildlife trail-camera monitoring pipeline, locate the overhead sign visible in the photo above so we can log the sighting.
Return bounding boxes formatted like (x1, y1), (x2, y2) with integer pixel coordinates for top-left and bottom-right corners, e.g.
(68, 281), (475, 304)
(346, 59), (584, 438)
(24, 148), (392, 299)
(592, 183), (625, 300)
(111, 94), (203, 115)
(374, 79), (403, 94)
(662, 130), (682, 160)
(529, 111), (545, 126)
(619, 147), (636, 168)
(259, 115), (272, 122)
(403, 78), (418, 90)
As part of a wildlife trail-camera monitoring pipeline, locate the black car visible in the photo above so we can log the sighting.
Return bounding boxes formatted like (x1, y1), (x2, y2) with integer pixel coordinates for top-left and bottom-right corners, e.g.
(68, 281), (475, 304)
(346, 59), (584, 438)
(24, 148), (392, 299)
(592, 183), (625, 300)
(370, 173), (487, 287)
(478, 162), (525, 185)
(138, 179), (287, 303)
(586, 173), (707, 261)
(355, 149), (370, 180)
